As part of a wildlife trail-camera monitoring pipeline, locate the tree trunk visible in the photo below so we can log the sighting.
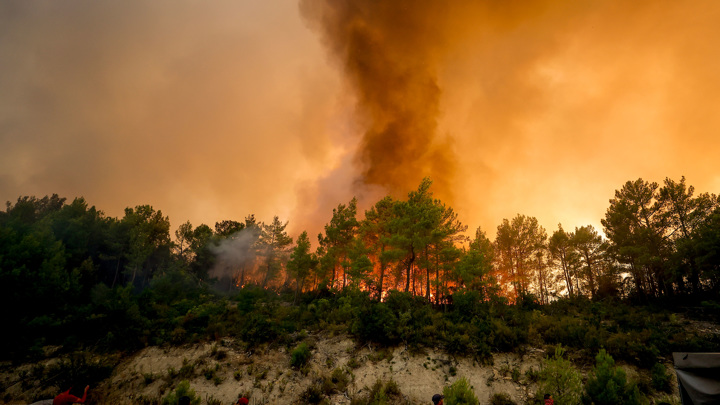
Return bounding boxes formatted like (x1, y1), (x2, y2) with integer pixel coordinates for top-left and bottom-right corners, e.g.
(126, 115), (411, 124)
(262, 260), (272, 288)
(130, 265), (138, 286)
(405, 249), (415, 293)
(630, 261), (646, 299)
(294, 277), (302, 304)
(582, 251), (595, 297)
(561, 254), (573, 298)
(342, 254), (347, 290)
(111, 259), (121, 288)
(435, 251), (440, 305)
(378, 245), (386, 301)
(425, 246), (430, 301)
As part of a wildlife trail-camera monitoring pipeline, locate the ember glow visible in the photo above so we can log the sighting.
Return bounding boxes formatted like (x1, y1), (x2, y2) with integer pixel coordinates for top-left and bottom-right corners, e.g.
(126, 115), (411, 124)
(1, 1), (719, 239)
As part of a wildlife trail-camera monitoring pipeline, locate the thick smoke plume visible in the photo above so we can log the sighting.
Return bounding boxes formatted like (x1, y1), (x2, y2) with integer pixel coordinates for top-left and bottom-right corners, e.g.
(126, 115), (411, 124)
(299, 0), (720, 236)
(300, 1), (457, 200)
(3, 1), (720, 240)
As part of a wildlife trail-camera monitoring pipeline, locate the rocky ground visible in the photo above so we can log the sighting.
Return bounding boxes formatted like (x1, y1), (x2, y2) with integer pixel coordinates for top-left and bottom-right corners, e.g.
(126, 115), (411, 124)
(88, 336), (546, 405)
(2, 331), (680, 405)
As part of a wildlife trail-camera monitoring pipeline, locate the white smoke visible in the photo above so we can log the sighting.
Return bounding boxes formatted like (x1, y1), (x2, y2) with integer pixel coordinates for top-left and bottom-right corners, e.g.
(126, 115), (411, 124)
(209, 229), (260, 283)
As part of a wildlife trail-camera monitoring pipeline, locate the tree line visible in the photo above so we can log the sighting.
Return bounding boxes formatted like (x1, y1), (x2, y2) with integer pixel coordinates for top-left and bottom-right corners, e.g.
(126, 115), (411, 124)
(2, 176), (719, 313)
(211, 176), (720, 304)
(306, 176), (720, 304)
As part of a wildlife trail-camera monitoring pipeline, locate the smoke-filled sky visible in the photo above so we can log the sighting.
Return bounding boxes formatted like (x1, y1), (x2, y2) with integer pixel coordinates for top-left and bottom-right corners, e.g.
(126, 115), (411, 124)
(2, 0), (719, 240)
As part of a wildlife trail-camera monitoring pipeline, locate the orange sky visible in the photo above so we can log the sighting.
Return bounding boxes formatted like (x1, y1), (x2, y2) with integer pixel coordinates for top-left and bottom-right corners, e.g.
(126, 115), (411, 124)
(1, 0), (719, 241)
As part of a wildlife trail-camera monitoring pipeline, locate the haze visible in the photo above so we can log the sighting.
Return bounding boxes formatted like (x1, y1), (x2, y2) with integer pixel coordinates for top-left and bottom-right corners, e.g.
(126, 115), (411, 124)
(1, 0), (719, 239)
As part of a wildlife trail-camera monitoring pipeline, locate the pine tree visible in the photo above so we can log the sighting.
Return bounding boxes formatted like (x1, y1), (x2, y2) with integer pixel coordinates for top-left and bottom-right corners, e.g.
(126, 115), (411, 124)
(539, 345), (583, 405)
(582, 349), (642, 405)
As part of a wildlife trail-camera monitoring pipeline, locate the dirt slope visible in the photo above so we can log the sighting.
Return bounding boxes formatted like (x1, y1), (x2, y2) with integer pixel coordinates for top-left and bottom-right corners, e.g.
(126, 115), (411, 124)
(97, 334), (545, 404)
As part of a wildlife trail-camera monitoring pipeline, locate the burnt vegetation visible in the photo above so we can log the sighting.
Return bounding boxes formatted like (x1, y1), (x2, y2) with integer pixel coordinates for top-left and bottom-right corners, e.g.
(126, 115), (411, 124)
(1, 176), (719, 399)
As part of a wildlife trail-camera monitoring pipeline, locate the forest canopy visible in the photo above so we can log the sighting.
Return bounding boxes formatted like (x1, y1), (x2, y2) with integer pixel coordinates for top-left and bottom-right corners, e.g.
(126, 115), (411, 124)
(2, 176), (720, 361)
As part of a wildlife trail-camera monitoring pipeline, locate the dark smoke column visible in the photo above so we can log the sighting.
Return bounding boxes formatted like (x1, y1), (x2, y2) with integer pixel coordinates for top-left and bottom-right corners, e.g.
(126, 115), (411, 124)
(300, 0), (456, 199)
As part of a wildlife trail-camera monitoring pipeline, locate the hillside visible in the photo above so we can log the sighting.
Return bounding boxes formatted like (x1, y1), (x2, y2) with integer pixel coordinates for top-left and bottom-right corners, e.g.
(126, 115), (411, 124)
(3, 190), (720, 404)
(3, 326), (697, 405)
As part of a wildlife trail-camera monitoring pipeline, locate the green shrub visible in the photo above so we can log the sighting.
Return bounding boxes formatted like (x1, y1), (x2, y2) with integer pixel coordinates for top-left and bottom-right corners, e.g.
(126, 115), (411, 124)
(451, 291), (486, 322)
(651, 363), (672, 393)
(142, 372), (156, 385)
(299, 382), (325, 404)
(291, 342), (311, 368)
(538, 345), (583, 405)
(178, 358), (194, 379)
(202, 366), (215, 380)
(491, 319), (520, 351)
(136, 395), (162, 405)
(240, 312), (278, 347)
(654, 393), (680, 405)
(384, 380), (401, 397)
(352, 302), (399, 345)
(331, 368), (350, 392)
(320, 368), (350, 396)
(368, 347), (394, 363)
(511, 367), (520, 383)
(162, 380), (200, 405)
(543, 317), (590, 348)
(443, 377), (478, 405)
(206, 396), (222, 405)
(524, 367), (539, 383)
(351, 379), (406, 405)
(582, 349), (642, 405)
(489, 393), (515, 405)
(170, 327), (187, 344)
(446, 332), (472, 356)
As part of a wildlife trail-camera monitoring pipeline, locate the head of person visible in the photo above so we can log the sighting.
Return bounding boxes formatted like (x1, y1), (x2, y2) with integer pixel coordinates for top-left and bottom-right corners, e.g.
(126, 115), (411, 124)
(179, 396), (191, 405)
(544, 393), (551, 400)
(432, 393), (444, 405)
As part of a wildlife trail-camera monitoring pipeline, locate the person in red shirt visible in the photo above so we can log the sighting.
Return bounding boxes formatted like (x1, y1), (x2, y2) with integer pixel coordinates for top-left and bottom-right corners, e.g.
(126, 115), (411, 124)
(53, 385), (89, 405)
(235, 397), (249, 405)
(544, 393), (554, 405)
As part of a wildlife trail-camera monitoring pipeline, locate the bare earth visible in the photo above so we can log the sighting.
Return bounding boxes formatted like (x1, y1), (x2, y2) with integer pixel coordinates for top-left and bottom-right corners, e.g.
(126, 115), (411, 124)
(100, 335), (544, 404)
(4, 332), (679, 405)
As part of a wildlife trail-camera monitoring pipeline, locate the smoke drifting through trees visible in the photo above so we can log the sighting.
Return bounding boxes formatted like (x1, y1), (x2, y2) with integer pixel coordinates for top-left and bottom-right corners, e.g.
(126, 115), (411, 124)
(300, 0), (457, 201)
(209, 229), (258, 285)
